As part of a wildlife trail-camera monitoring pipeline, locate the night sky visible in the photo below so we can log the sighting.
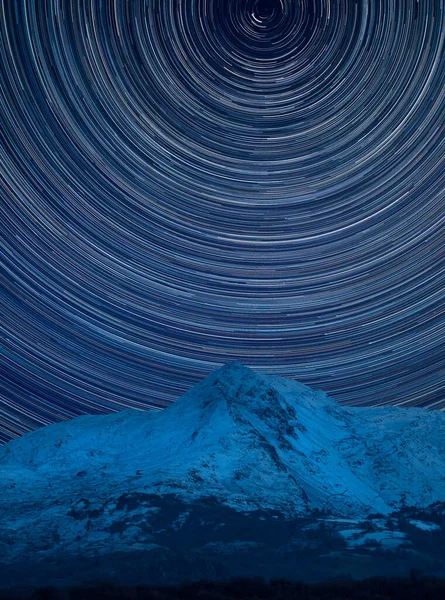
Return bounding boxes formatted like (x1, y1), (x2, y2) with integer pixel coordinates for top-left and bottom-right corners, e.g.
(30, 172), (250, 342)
(1, 0), (445, 443)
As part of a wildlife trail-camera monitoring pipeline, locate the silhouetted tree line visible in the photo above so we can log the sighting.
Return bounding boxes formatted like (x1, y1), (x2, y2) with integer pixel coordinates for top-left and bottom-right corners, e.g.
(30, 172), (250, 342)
(3, 573), (445, 600)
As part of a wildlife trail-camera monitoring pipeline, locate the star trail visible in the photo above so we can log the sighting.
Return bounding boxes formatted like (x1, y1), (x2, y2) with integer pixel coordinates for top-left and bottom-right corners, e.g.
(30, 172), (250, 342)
(1, 0), (445, 443)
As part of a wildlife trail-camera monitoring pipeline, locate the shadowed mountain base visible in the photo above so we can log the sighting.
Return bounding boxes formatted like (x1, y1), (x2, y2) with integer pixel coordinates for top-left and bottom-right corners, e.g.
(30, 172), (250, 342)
(4, 576), (445, 600)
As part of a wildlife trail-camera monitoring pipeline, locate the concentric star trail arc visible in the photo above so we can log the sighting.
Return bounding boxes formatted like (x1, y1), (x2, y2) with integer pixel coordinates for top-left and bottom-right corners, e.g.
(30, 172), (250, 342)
(0, 0), (444, 442)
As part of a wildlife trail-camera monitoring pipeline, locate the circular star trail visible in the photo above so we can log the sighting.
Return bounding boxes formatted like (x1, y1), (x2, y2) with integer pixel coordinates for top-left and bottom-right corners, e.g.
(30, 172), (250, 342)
(1, 0), (445, 442)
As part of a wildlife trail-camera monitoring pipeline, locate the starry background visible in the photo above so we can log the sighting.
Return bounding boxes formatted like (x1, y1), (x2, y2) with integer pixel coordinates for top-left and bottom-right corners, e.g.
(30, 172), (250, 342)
(1, 0), (444, 443)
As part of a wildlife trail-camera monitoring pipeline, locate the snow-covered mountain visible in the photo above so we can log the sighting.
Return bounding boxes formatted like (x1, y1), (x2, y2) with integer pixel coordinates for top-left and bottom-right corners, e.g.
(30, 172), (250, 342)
(1, 362), (445, 587)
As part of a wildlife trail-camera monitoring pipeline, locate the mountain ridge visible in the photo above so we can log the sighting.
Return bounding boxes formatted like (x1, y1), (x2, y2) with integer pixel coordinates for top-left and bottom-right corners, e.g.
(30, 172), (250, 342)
(1, 362), (445, 582)
(1, 362), (445, 586)
(1, 361), (444, 516)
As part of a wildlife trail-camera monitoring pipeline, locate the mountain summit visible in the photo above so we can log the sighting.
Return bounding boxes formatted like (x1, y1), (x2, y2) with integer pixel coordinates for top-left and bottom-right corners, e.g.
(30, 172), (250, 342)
(1, 363), (445, 585)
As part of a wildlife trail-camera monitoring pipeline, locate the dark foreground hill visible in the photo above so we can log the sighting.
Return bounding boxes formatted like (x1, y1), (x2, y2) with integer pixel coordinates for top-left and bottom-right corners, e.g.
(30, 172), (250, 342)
(4, 576), (445, 600)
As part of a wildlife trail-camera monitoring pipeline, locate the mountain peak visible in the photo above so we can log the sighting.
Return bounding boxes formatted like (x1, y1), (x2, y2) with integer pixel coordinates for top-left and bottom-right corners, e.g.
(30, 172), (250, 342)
(212, 361), (256, 379)
(201, 361), (267, 401)
(185, 362), (324, 416)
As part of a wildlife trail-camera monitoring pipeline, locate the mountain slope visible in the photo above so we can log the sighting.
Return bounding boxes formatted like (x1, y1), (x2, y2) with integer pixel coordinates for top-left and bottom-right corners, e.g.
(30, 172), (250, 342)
(1, 362), (445, 576)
